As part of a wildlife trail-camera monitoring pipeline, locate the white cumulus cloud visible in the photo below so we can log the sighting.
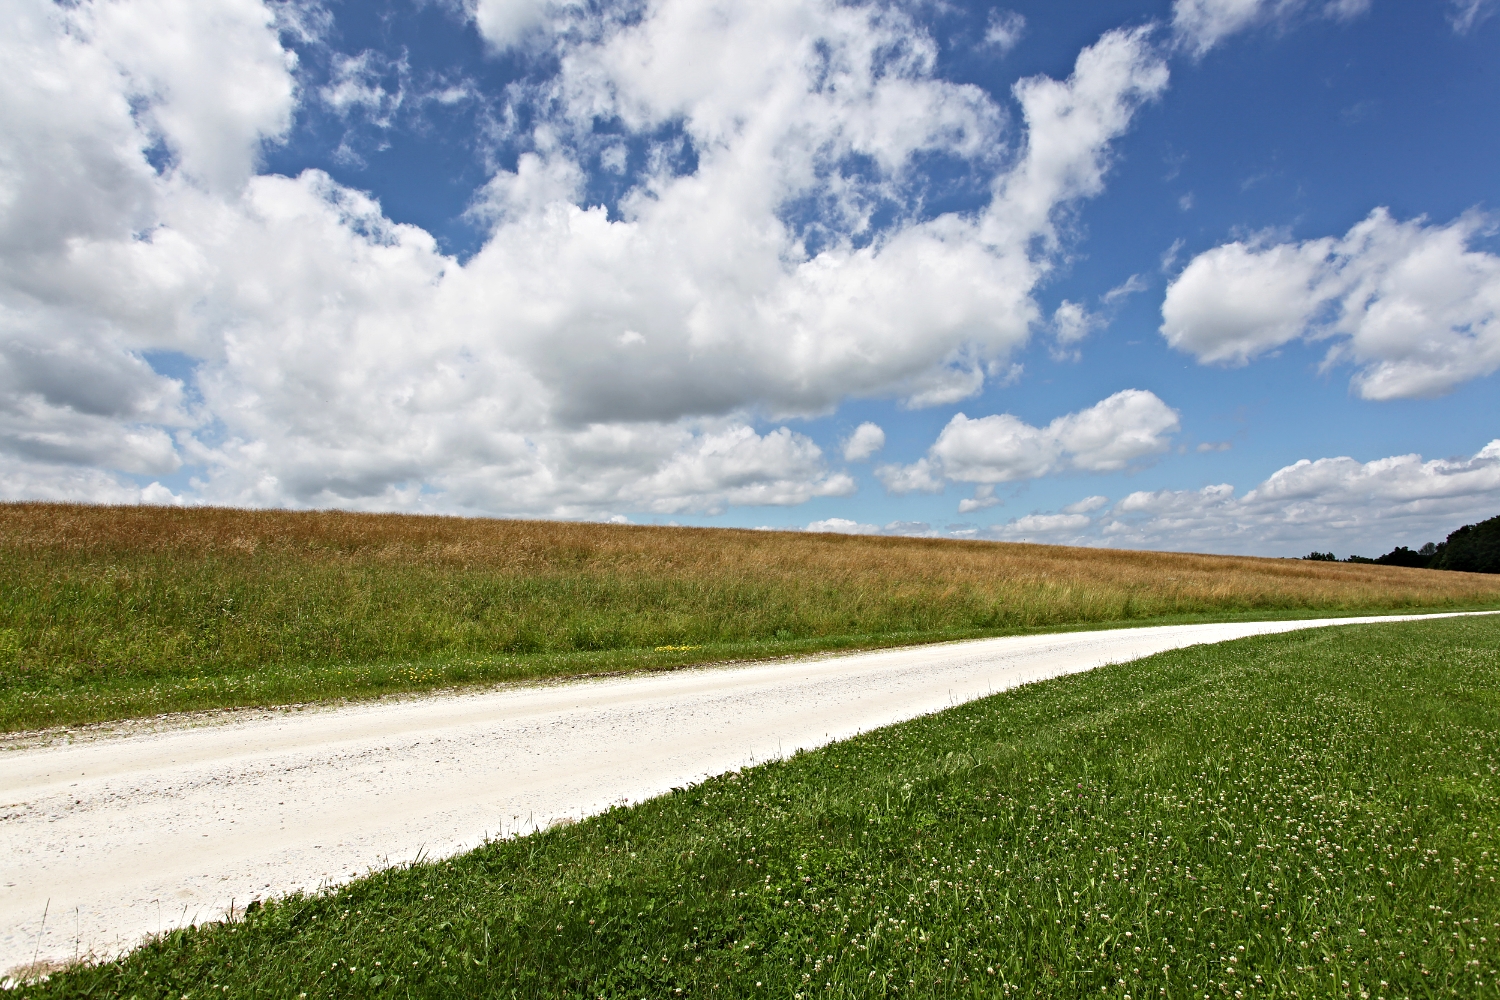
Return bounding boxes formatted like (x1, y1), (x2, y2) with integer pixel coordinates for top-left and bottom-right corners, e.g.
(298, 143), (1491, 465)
(1052, 300), (1101, 347)
(1101, 439), (1500, 554)
(1063, 494), (1110, 514)
(72, 0), (298, 192)
(960, 438), (1500, 555)
(0, 457), (186, 505)
(799, 518), (942, 537)
(878, 390), (1180, 497)
(1162, 208), (1500, 399)
(874, 457), (946, 496)
(0, 0), (1170, 517)
(618, 425), (855, 515)
(990, 512), (1093, 542)
(469, 0), (562, 50)
(842, 422), (886, 462)
(957, 483), (1000, 514)
(806, 517), (881, 535)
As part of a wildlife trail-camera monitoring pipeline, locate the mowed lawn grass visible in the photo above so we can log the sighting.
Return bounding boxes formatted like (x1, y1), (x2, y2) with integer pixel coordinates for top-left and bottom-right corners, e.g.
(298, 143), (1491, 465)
(22, 615), (1500, 999)
(5, 503), (1500, 732)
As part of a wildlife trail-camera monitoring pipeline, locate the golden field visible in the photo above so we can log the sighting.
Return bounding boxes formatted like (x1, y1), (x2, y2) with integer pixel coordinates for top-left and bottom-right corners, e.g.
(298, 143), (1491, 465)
(3, 502), (1497, 731)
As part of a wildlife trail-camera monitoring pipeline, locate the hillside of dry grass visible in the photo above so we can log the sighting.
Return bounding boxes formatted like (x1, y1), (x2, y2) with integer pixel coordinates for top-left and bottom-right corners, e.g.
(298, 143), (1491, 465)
(3, 502), (1499, 731)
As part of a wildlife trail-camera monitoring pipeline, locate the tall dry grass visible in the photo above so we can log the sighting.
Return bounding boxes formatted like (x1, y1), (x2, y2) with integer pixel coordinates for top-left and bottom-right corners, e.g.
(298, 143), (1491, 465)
(3, 502), (1498, 730)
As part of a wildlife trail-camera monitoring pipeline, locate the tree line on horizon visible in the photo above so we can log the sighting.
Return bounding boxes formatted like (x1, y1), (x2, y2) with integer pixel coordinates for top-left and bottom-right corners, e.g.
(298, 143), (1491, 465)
(1304, 513), (1500, 574)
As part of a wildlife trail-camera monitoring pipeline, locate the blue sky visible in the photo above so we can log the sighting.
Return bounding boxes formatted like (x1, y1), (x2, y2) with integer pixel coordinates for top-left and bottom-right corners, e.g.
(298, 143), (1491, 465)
(1, 0), (1497, 556)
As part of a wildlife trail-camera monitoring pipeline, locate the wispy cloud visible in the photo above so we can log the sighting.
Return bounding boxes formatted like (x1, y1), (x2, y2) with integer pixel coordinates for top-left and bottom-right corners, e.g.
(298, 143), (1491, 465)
(983, 9), (1027, 53)
(1172, 0), (1370, 58)
(1450, 0), (1498, 34)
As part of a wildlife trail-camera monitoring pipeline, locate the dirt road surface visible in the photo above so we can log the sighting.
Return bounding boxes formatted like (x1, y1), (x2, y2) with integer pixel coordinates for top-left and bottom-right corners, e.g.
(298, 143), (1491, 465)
(3, 612), (1490, 977)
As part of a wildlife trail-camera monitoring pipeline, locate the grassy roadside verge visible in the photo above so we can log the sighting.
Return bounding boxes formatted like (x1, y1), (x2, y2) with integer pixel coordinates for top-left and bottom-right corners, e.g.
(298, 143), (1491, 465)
(22, 615), (1500, 998)
(5, 503), (1500, 732)
(5, 605), (1497, 736)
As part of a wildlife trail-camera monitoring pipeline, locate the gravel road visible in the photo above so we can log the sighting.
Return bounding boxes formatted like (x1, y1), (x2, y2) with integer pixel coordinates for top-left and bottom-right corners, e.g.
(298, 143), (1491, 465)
(2, 612), (1490, 977)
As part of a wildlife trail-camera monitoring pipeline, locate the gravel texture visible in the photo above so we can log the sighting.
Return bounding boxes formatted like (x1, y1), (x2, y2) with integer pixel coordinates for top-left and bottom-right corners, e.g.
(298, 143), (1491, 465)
(2, 612), (1490, 976)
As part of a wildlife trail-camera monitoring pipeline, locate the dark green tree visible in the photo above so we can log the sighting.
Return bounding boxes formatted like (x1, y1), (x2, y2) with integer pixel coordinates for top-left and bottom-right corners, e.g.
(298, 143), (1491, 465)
(1431, 514), (1500, 574)
(1375, 545), (1430, 569)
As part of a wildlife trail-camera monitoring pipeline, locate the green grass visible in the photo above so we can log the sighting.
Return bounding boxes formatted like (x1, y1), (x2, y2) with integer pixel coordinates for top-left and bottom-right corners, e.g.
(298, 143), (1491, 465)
(5, 608), (1493, 738)
(21, 615), (1500, 998)
(7, 504), (1500, 732)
